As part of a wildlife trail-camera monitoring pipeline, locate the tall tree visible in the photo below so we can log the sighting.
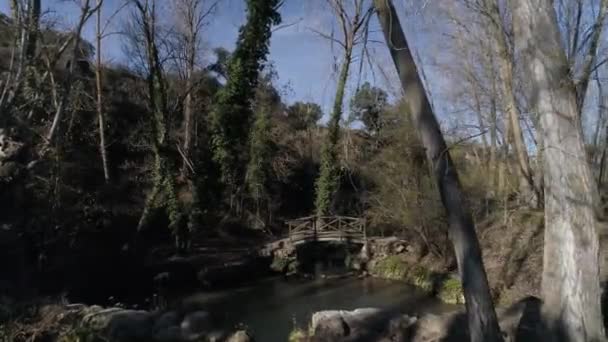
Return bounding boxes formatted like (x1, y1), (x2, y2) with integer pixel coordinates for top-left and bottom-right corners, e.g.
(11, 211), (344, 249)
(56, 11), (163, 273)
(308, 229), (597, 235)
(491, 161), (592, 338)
(95, 0), (110, 183)
(172, 0), (218, 175)
(349, 82), (388, 135)
(209, 0), (281, 211)
(510, 0), (605, 340)
(314, 0), (373, 216)
(462, 0), (542, 207)
(246, 72), (279, 224)
(131, 0), (182, 248)
(372, 1), (503, 341)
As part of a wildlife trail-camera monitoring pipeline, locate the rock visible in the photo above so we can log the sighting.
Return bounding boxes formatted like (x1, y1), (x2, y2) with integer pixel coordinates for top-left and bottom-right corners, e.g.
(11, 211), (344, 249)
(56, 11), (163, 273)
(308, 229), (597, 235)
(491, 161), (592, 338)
(385, 315), (418, 341)
(207, 330), (227, 342)
(395, 244), (405, 253)
(226, 330), (254, 342)
(311, 308), (383, 341)
(154, 311), (180, 333)
(154, 325), (183, 341)
(311, 311), (349, 339)
(180, 310), (211, 338)
(82, 307), (154, 341)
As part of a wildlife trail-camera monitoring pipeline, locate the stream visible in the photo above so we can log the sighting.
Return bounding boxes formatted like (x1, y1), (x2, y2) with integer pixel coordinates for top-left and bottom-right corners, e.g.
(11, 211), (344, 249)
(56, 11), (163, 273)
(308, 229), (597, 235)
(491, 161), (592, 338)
(181, 276), (457, 341)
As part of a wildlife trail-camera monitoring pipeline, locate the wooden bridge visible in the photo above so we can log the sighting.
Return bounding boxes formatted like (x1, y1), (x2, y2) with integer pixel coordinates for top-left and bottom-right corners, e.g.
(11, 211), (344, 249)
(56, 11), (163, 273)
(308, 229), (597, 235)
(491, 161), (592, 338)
(286, 215), (366, 244)
(259, 215), (366, 256)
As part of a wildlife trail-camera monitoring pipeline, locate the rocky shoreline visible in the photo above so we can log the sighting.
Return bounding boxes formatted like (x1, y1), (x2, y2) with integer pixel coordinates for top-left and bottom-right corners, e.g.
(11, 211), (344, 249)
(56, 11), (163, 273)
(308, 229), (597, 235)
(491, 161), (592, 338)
(290, 296), (543, 341)
(0, 299), (254, 342)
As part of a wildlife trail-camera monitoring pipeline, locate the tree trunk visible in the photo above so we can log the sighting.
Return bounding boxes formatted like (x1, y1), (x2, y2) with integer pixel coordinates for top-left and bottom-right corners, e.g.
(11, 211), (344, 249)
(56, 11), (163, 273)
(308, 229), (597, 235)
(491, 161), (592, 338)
(510, 0), (605, 340)
(599, 125), (608, 189)
(489, 85), (499, 193)
(95, 0), (110, 183)
(182, 27), (195, 175)
(575, 0), (608, 113)
(488, 7), (542, 207)
(314, 47), (352, 216)
(135, 0), (180, 235)
(372, 1), (503, 341)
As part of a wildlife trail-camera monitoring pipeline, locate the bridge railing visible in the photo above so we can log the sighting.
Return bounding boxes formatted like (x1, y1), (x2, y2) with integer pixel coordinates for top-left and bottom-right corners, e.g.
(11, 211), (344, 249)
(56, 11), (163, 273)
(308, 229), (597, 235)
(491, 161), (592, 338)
(286, 215), (366, 243)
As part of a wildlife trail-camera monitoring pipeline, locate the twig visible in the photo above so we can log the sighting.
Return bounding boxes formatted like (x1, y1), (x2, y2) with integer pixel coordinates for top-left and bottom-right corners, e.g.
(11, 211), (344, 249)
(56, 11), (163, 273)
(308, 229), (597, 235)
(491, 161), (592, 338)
(176, 143), (195, 174)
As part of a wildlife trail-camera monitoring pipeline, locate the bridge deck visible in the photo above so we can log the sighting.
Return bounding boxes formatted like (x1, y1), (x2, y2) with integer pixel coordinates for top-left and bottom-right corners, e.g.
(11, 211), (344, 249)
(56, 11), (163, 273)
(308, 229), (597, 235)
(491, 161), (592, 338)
(259, 216), (367, 256)
(287, 215), (366, 243)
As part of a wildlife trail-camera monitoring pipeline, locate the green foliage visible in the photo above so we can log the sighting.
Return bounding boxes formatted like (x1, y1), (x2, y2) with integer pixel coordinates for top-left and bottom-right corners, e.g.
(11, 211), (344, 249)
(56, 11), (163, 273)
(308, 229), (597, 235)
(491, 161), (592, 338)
(349, 82), (388, 134)
(210, 0), (282, 191)
(370, 255), (409, 280)
(286, 102), (323, 130)
(247, 108), (272, 203)
(314, 54), (351, 216)
(438, 278), (465, 304)
(270, 254), (298, 274)
(208, 47), (232, 79)
(246, 69), (283, 224)
(407, 265), (433, 292)
(289, 327), (308, 342)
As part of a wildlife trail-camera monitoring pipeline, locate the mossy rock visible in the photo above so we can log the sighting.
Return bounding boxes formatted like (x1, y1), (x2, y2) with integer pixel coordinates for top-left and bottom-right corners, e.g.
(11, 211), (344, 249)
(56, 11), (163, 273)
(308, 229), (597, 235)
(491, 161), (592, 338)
(406, 265), (433, 293)
(58, 327), (105, 342)
(288, 328), (308, 342)
(370, 255), (409, 280)
(438, 278), (465, 304)
(271, 254), (299, 275)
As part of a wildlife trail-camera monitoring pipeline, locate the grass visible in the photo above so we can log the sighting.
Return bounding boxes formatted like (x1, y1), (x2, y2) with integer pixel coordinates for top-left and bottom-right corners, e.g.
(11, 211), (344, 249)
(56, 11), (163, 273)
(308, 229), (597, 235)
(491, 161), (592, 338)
(370, 255), (465, 304)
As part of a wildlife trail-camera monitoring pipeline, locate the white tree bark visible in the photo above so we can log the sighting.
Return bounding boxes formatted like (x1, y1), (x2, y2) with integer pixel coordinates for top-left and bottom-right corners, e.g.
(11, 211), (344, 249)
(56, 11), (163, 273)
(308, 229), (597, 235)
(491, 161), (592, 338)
(510, 0), (605, 340)
(96, 0), (110, 183)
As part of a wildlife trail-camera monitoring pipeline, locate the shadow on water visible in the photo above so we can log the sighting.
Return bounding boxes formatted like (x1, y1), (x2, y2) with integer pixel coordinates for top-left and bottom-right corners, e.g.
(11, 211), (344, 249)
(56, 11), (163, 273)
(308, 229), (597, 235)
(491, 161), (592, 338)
(181, 276), (458, 341)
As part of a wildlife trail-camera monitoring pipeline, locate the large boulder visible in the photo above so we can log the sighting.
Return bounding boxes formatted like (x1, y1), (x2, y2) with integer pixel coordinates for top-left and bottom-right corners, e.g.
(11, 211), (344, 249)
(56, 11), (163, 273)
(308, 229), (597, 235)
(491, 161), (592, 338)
(154, 310), (180, 333)
(82, 307), (154, 341)
(180, 310), (212, 339)
(311, 308), (388, 341)
(226, 330), (254, 342)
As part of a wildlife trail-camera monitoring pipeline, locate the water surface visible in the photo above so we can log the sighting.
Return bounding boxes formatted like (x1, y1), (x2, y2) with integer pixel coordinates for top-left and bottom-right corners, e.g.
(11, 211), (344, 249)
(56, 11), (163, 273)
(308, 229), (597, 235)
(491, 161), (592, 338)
(182, 276), (457, 341)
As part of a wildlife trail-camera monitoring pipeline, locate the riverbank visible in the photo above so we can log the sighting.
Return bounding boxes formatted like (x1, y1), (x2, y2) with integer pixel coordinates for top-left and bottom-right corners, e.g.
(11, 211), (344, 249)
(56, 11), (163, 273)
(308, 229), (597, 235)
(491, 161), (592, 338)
(362, 209), (544, 306)
(290, 296), (543, 341)
(0, 297), (255, 342)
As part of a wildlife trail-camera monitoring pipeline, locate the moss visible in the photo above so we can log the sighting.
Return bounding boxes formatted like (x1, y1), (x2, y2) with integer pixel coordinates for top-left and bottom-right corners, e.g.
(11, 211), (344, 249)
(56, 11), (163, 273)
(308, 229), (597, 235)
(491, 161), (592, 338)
(289, 327), (308, 342)
(370, 255), (409, 280)
(406, 265), (433, 293)
(438, 278), (465, 304)
(370, 256), (465, 304)
(58, 328), (100, 342)
(270, 255), (298, 274)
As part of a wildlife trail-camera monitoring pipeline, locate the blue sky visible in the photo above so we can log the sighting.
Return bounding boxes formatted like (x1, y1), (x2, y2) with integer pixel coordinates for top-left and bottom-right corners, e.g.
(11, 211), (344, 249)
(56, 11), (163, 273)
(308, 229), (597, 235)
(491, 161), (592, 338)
(0, 0), (450, 122)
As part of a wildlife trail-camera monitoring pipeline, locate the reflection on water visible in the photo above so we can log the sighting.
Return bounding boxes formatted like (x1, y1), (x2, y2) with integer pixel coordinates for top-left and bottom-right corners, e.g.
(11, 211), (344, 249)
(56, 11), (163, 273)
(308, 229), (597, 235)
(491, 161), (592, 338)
(182, 276), (457, 341)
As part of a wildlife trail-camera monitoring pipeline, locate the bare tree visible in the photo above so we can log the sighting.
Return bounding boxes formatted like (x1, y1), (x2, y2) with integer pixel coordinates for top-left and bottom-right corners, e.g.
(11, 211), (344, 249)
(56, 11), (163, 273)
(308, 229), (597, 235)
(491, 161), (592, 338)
(46, 0), (101, 146)
(129, 0), (182, 247)
(372, 1), (503, 341)
(510, 0), (605, 340)
(557, 0), (608, 113)
(172, 0), (219, 176)
(459, 0), (542, 207)
(0, 0), (41, 115)
(313, 0), (373, 216)
(95, 0), (110, 183)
